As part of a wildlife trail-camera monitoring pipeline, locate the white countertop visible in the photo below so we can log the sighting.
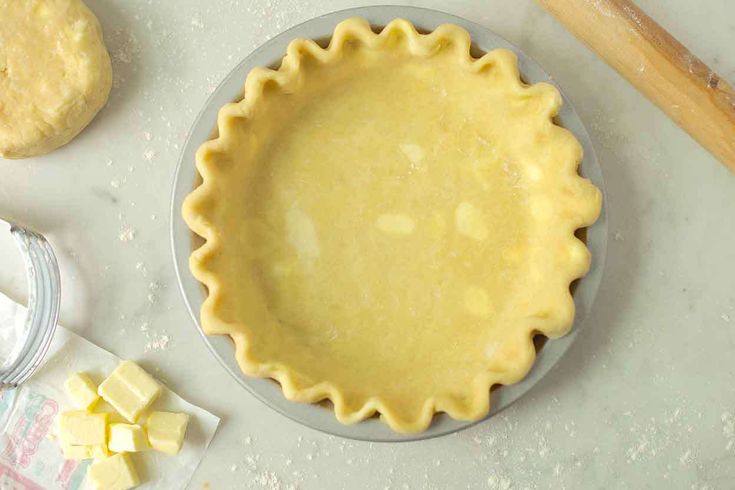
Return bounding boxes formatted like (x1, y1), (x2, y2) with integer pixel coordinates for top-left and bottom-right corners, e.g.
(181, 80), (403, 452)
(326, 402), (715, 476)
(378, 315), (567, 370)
(1, 0), (734, 488)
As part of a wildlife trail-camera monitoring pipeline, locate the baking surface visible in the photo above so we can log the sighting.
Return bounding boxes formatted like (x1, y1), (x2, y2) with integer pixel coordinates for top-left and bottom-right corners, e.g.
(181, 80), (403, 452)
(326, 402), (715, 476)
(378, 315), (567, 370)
(0, 0), (733, 488)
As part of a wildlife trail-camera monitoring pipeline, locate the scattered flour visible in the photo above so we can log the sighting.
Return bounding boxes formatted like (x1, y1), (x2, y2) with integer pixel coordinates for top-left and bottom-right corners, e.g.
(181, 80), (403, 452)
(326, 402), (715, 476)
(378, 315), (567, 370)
(191, 15), (205, 29)
(147, 281), (162, 304)
(118, 225), (136, 242)
(135, 262), (148, 277)
(110, 28), (140, 65)
(253, 471), (281, 490)
(722, 412), (734, 451)
(144, 331), (170, 353)
(487, 471), (513, 490)
(143, 149), (157, 162)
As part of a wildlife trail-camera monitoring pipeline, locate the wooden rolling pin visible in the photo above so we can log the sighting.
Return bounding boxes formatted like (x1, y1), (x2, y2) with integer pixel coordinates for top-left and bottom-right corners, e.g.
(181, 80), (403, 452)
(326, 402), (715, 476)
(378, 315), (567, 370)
(536, 0), (735, 172)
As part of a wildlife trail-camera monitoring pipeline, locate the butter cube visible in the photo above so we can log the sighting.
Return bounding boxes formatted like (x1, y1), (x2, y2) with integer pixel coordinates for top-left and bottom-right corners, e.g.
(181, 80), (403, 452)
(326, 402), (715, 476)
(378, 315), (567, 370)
(98, 361), (161, 422)
(108, 423), (148, 453)
(146, 411), (189, 455)
(58, 411), (107, 446)
(64, 372), (100, 410)
(86, 453), (140, 490)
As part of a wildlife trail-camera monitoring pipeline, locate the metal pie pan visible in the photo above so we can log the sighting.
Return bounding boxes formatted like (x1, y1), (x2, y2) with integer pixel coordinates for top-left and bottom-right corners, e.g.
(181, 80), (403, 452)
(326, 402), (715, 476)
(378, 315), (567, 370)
(170, 5), (608, 442)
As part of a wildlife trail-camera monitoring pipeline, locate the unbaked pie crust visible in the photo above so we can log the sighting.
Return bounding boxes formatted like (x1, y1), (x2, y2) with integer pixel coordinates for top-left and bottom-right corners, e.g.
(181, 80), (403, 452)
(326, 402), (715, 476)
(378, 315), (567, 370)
(183, 18), (602, 433)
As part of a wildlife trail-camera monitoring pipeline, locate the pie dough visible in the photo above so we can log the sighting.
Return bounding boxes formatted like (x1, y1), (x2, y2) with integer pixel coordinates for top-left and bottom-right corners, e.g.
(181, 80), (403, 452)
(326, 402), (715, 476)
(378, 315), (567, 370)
(0, 0), (112, 159)
(183, 18), (602, 433)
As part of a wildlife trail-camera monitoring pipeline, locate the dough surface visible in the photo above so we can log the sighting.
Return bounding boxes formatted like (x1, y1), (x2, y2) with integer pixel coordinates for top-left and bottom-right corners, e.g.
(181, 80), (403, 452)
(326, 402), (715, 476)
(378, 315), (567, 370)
(184, 18), (602, 432)
(0, 0), (112, 159)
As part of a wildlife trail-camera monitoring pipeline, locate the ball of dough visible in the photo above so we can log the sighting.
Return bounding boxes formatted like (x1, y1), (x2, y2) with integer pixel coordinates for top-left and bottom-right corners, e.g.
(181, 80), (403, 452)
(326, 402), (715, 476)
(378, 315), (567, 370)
(0, 0), (112, 159)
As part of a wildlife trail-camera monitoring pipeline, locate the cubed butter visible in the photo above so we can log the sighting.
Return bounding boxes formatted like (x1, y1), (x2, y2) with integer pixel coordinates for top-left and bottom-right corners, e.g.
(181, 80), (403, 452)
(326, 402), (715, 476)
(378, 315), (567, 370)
(58, 411), (107, 446)
(64, 372), (100, 410)
(108, 423), (148, 453)
(86, 453), (140, 490)
(146, 411), (189, 455)
(98, 360), (161, 422)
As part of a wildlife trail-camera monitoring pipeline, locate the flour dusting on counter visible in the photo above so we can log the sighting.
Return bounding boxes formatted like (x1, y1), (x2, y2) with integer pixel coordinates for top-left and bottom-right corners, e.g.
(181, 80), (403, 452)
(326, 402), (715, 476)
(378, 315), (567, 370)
(144, 329), (171, 353)
(722, 412), (735, 451)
